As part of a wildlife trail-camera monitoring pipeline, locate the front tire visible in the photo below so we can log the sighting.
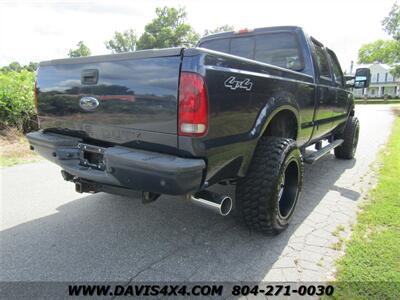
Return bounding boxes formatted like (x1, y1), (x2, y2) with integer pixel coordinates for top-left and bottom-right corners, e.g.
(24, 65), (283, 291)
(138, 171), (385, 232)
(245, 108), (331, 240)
(334, 117), (360, 159)
(236, 137), (303, 235)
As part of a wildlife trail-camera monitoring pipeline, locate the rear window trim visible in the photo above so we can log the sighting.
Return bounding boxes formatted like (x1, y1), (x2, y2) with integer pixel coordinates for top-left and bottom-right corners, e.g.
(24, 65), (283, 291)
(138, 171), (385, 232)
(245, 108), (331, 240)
(198, 31), (305, 72)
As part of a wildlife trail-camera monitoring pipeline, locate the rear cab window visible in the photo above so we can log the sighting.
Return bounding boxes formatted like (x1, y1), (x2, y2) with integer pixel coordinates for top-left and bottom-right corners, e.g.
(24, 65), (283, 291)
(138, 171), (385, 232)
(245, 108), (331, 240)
(199, 32), (304, 72)
(255, 33), (303, 71)
(200, 38), (229, 53)
(231, 37), (254, 59)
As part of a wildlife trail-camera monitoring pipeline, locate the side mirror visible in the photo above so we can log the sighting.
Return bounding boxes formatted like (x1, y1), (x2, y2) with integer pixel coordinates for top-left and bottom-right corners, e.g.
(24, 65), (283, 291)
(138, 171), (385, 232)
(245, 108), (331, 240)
(354, 68), (371, 89)
(344, 75), (355, 88)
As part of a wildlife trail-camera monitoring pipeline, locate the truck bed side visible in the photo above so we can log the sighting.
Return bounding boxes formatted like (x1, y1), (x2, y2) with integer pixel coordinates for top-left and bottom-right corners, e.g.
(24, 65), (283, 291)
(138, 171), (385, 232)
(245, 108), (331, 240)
(179, 48), (317, 185)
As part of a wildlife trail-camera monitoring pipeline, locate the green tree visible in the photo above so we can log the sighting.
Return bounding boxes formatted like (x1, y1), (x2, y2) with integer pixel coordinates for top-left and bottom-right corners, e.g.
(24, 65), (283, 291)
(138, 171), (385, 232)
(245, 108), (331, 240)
(68, 41), (91, 58)
(8, 61), (22, 72)
(382, 2), (400, 41)
(358, 39), (399, 64)
(382, 2), (400, 76)
(0, 70), (36, 131)
(136, 7), (199, 50)
(0, 61), (38, 73)
(203, 25), (234, 36)
(357, 3), (400, 77)
(24, 62), (38, 72)
(105, 29), (137, 53)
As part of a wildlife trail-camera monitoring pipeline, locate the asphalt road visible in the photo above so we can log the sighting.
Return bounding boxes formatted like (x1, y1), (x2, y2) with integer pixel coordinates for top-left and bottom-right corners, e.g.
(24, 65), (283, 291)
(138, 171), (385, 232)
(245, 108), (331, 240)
(0, 105), (395, 282)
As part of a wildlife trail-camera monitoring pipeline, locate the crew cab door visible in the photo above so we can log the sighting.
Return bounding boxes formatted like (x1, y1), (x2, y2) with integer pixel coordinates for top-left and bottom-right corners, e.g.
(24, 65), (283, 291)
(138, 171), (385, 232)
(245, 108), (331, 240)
(311, 39), (336, 138)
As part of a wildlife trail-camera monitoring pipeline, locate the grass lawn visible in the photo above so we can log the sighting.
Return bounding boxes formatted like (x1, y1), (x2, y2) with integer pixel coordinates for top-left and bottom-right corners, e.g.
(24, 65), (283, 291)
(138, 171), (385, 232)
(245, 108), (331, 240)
(331, 109), (400, 299)
(0, 128), (40, 167)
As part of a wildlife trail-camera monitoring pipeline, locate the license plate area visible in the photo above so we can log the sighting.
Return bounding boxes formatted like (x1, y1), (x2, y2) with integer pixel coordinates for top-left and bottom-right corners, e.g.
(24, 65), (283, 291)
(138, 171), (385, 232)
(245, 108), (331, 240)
(78, 143), (106, 170)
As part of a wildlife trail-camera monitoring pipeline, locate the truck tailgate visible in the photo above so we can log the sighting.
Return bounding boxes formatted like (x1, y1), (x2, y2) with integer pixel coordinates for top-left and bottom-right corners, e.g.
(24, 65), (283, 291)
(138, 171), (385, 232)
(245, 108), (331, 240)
(36, 48), (183, 147)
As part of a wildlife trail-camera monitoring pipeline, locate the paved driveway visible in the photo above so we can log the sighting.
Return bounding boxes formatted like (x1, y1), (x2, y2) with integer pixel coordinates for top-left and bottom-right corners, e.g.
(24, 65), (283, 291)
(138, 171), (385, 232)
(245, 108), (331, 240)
(0, 105), (395, 282)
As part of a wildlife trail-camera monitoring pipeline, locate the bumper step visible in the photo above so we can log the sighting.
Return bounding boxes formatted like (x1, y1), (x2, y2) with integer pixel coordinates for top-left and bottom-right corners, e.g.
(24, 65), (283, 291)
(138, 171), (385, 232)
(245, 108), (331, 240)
(26, 130), (205, 195)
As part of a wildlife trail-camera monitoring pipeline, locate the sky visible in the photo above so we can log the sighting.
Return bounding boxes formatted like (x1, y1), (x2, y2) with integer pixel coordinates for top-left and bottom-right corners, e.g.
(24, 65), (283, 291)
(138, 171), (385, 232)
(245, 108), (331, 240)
(0, 0), (395, 72)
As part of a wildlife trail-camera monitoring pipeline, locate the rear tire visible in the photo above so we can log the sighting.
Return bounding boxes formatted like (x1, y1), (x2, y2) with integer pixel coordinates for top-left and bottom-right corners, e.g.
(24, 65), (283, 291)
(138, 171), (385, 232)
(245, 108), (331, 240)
(236, 137), (303, 235)
(334, 117), (360, 159)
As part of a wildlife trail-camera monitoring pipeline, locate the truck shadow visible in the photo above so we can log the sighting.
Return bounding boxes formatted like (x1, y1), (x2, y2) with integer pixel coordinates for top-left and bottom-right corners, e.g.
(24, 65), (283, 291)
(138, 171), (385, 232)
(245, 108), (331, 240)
(1, 155), (357, 282)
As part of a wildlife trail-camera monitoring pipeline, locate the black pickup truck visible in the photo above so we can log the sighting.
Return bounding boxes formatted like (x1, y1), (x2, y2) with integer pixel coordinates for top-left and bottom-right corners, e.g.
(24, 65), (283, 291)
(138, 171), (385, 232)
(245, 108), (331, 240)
(27, 26), (370, 234)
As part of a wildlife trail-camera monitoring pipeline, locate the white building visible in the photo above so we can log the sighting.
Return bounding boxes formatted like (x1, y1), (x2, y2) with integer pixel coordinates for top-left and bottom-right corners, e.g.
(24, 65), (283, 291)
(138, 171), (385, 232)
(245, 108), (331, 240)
(352, 63), (400, 98)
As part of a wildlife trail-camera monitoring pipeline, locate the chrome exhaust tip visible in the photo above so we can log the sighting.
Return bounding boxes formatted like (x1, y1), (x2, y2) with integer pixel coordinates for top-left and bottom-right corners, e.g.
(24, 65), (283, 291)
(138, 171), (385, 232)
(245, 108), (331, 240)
(190, 190), (233, 216)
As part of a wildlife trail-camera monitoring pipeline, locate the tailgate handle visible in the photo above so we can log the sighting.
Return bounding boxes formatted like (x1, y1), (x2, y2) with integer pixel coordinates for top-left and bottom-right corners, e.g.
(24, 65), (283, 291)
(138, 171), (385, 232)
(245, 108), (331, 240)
(81, 69), (99, 85)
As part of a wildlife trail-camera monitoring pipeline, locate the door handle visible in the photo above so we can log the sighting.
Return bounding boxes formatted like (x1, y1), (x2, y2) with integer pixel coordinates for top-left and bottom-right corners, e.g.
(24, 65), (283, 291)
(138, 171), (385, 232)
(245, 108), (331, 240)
(81, 69), (99, 85)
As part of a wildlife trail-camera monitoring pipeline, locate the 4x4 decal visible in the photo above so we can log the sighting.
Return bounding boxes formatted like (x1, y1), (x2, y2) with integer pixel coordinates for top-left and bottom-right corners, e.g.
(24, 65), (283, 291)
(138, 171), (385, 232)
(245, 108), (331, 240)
(224, 76), (253, 91)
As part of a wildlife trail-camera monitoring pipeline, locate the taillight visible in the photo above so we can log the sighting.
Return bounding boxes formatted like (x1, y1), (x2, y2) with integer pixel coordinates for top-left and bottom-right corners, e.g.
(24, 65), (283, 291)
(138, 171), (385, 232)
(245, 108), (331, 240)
(34, 80), (38, 113)
(178, 72), (208, 137)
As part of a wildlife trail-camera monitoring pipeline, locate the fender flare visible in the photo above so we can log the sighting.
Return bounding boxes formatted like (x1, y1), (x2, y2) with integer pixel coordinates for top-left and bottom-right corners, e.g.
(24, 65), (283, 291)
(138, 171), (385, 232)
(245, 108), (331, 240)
(250, 96), (301, 141)
(238, 100), (301, 177)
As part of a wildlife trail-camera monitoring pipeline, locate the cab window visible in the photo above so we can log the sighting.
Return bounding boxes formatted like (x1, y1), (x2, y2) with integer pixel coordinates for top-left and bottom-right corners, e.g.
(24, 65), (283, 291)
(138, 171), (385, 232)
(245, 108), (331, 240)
(199, 38), (229, 53)
(255, 33), (303, 70)
(230, 37), (254, 59)
(313, 42), (331, 79)
(199, 32), (304, 71)
(327, 49), (344, 87)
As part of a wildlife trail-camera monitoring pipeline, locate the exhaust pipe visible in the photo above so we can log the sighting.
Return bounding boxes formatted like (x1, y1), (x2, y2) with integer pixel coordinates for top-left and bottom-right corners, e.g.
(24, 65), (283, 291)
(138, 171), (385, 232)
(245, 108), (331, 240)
(190, 190), (233, 216)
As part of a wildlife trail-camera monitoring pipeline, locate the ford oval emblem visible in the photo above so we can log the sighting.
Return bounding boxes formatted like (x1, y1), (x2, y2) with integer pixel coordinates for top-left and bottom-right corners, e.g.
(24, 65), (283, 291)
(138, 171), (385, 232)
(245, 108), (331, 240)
(79, 96), (99, 111)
